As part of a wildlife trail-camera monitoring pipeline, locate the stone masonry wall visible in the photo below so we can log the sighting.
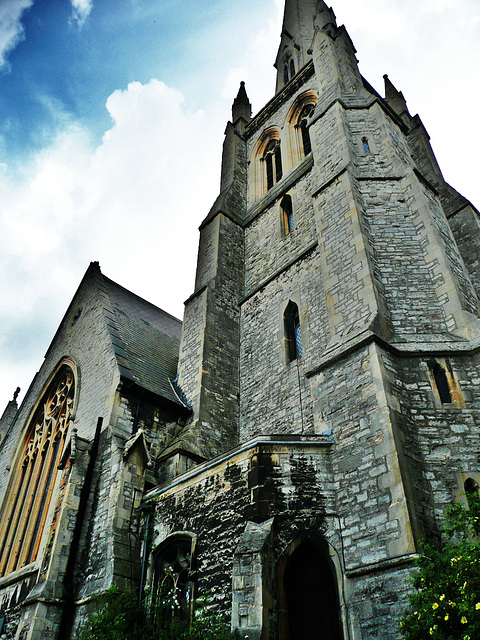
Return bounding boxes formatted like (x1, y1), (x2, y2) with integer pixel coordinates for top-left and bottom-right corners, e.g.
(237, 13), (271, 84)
(448, 205), (480, 300)
(240, 248), (318, 440)
(380, 348), (480, 537)
(149, 438), (414, 640)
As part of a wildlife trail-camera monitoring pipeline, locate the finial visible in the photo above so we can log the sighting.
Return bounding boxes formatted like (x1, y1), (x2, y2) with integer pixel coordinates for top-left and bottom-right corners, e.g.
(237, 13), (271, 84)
(13, 387), (20, 402)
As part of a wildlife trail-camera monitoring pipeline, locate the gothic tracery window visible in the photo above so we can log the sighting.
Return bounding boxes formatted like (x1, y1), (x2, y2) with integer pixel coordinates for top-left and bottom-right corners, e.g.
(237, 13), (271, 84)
(0, 364), (75, 577)
(152, 537), (193, 623)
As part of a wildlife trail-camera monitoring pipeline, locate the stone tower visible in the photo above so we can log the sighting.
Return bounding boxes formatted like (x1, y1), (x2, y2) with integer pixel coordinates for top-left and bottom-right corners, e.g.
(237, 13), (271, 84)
(150, 1), (480, 638)
(0, 2), (479, 640)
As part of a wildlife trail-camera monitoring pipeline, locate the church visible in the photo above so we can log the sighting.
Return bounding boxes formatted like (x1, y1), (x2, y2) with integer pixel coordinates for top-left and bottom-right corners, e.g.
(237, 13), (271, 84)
(1, 1), (479, 638)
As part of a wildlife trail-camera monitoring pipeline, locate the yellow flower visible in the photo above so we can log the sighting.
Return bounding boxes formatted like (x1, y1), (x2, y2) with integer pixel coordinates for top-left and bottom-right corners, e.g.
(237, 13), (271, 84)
(461, 616), (468, 624)
(440, 594), (445, 601)
(476, 603), (480, 610)
(414, 611), (418, 616)
(444, 614), (449, 621)
(429, 629), (434, 636)
(449, 601), (457, 607)
(432, 603), (439, 610)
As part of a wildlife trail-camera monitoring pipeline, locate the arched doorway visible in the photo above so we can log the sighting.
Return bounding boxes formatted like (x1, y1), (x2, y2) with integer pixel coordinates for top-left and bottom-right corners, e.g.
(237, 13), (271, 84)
(281, 539), (343, 640)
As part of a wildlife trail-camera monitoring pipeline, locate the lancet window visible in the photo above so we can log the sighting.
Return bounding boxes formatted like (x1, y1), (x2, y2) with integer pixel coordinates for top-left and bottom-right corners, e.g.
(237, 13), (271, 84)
(287, 93), (318, 166)
(264, 139), (283, 190)
(285, 301), (302, 362)
(283, 54), (296, 85)
(299, 105), (314, 156)
(428, 359), (452, 404)
(281, 194), (294, 235)
(0, 364), (75, 577)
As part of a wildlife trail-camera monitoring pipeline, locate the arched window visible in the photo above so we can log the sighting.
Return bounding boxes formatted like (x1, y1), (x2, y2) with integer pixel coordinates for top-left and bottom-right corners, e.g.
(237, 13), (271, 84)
(281, 540), (343, 640)
(151, 536), (193, 623)
(299, 105), (314, 157)
(428, 360), (452, 404)
(287, 93), (318, 165)
(283, 55), (296, 85)
(284, 301), (302, 362)
(464, 478), (479, 497)
(264, 140), (283, 190)
(248, 129), (283, 203)
(0, 364), (75, 577)
(281, 195), (294, 235)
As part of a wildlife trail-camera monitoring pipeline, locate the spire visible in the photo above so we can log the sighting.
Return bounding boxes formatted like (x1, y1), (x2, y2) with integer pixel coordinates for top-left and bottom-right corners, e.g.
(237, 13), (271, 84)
(383, 74), (411, 123)
(232, 81), (252, 126)
(275, 0), (337, 93)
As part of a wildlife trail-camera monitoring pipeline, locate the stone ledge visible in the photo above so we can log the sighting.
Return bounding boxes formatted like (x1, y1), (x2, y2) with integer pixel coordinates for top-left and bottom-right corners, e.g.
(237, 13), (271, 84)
(346, 553), (418, 578)
(145, 433), (334, 502)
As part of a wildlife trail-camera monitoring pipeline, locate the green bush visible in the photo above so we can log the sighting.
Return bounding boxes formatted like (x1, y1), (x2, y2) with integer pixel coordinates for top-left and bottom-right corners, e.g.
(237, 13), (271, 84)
(400, 493), (480, 640)
(76, 587), (235, 640)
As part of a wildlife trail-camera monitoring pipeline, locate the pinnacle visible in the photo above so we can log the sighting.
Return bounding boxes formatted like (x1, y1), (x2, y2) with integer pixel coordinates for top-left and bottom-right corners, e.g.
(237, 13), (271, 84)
(232, 81), (252, 124)
(233, 81), (250, 107)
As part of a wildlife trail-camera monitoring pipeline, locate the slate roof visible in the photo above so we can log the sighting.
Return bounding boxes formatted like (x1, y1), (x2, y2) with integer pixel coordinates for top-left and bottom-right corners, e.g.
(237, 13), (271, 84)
(100, 274), (184, 407)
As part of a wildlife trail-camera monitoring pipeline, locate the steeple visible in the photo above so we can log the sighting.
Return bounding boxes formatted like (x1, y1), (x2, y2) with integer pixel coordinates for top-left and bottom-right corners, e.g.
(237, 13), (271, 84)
(275, 0), (337, 93)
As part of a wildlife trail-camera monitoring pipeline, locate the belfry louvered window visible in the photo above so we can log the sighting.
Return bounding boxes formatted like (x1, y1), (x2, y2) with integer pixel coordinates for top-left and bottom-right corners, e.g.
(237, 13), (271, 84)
(299, 105), (314, 157)
(0, 365), (75, 576)
(264, 139), (283, 190)
(283, 56), (295, 84)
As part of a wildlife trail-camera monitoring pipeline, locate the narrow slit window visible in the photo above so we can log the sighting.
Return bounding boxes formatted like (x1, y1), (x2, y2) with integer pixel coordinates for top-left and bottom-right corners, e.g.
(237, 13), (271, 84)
(428, 360), (452, 404)
(275, 144), (283, 183)
(362, 137), (371, 154)
(284, 301), (302, 362)
(289, 58), (295, 80)
(281, 195), (294, 235)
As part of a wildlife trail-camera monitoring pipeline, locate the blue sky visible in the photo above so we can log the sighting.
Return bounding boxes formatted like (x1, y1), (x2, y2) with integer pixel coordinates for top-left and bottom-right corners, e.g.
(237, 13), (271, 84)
(0, 0), (479, 411)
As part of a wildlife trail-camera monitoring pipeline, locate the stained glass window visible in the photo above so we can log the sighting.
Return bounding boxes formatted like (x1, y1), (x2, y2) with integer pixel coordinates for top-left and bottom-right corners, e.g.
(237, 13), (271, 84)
(0, 365), (75, 576)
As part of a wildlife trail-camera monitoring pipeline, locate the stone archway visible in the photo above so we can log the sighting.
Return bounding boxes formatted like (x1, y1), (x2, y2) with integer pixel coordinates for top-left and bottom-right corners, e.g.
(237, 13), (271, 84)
(279, 538), (344, 640)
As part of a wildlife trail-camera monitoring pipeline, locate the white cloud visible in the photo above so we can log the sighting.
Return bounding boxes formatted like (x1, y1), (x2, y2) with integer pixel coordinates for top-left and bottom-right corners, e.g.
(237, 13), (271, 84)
(0, 77), (223, 407)
(70, 0), (93, 27)
(0, 0), (33, 69)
